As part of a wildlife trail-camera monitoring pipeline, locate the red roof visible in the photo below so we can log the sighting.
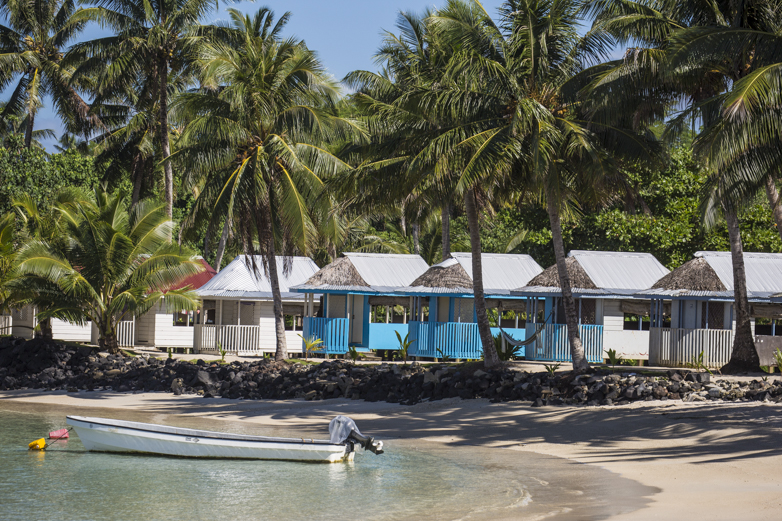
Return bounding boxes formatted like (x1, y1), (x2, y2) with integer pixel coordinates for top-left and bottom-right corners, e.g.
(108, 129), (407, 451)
(166, 258), (217, 292)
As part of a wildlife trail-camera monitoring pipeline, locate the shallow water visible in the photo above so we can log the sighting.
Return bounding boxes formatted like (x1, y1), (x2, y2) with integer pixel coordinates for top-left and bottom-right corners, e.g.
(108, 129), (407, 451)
(0, 403), (654, 521)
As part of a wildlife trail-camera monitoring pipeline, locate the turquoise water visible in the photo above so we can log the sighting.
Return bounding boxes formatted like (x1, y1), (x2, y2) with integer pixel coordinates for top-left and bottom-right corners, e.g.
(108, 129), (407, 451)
(0, 405), (653, 520)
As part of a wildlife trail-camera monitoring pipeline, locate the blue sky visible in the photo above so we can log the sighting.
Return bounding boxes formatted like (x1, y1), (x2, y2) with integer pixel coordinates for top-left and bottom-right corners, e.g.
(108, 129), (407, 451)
(11, 0), (605, 150)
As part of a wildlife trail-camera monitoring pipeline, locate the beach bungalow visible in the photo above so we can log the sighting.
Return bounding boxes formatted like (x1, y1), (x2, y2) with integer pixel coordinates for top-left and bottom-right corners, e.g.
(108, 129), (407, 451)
(11, 307), (94, 343)
(512, 251), (670, 364)
(642, 251), (782, 369)
(291, 253), (430, 356)
(133, 258), (217, 352)
(193, 255), (320, 356)
(398, 253), (544, 360)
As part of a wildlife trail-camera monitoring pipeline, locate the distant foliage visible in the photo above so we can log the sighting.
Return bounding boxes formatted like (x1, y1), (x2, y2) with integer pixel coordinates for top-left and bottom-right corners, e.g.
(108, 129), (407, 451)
(453, 146), (782, 269)
(0, 148), (102, 216)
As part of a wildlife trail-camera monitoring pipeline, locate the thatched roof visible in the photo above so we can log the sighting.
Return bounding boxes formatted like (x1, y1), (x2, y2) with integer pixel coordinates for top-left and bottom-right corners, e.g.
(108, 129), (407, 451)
(410, 258), (473, 288)
(303, 257), (368, 287)
(651, 257), (726, 291)
(526, 257), (598, 289)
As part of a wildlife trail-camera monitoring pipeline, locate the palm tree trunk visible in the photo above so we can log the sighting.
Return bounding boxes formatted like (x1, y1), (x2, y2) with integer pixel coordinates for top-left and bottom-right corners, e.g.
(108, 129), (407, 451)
(35, 316), (52, 340)
(546, 194), (589, 372)
(266, 245), (288, 361)
(131, 153), (144, 209)
(441, 202), (451, 260)
(764, 175), (782, 242)
(214, 216), (231, 272)
(722, 206), (760, 373)
(465, 189), (499, 368)
(24, 111), (35, 149)
(202, 225), (212, 261)
(412, 222), (420, 255)
(158, 54), (174, 220)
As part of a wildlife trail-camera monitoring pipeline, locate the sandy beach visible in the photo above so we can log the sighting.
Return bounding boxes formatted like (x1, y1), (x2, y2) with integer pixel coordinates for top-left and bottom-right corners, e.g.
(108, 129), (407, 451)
(2, 389), (781, 520)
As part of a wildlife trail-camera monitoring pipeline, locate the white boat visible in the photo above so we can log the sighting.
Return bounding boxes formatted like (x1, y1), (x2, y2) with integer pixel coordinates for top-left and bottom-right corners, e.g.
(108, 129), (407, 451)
(66, 415), (383, 463)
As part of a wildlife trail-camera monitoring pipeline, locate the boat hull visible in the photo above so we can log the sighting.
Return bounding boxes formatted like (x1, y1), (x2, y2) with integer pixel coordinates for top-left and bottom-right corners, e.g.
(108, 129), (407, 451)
(67, 416), (353, 463)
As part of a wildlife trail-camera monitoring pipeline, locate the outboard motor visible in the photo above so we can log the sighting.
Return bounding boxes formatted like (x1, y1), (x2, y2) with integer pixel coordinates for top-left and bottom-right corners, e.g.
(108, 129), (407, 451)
(329, 415), (384, 455)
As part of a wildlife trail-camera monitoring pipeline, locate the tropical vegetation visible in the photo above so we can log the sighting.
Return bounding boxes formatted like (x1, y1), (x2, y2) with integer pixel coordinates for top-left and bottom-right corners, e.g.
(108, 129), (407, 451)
(1, 0), (782, 373)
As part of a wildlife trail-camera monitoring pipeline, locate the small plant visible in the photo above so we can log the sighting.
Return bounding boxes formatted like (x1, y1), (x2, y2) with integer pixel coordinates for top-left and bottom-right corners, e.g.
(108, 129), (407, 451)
(493, 332), (521, 361)
(218, 342), (227, 362)
(686, 350), (713, 375)
(762, 375), (770, 382)
(436, 348), (452, 363)
(544, 362), (561, 376)
(167, 347), (173, 360)
(605, 348), (623, 368)
(298, 334), (324, 361)
(620, 358), (639, 367)
(347, 345), (363, 363)
(395, 331), (415, 364)
(773, 348), (782, 372)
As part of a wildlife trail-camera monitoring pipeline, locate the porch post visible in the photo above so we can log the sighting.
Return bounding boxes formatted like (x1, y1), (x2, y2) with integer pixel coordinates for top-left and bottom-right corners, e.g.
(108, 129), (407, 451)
(386, 306), (390, 323)
(325, 294), (330, 318)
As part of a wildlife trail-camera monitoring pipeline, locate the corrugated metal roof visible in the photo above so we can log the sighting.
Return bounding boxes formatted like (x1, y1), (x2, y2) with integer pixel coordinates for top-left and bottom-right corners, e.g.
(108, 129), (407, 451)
(165, 258), (217, 292)
(569, 250), (669, 290)
(344, 253), (429, 288)
(696, 251), (782, 294)
(636, 287), (773, 302)
(197, 255), (319, 299)
(451, 253), (543, 292)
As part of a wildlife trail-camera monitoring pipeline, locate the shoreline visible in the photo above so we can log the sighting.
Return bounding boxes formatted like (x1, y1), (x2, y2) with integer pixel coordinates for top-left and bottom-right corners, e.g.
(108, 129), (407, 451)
(2, 390), (781, 520)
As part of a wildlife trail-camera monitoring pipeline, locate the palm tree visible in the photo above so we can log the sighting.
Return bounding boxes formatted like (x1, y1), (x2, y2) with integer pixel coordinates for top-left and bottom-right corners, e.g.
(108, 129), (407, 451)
(70, 0), (219, 218)
(173, 7), (359, 361)
(14, 189), (203, 353)
(342, 9), (461, 263)
(412, 0), (657, 370)
(587, 0), (781, 372)
(0, 0), (93, 147)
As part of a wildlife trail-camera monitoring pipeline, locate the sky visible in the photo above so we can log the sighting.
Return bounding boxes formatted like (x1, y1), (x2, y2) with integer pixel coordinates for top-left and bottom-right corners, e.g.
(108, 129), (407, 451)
(8, 0), (594, 150)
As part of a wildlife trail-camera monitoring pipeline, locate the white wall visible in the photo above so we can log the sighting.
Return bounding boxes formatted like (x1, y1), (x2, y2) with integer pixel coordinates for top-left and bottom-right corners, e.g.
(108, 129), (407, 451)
(51, 318), (92, 342)
(11, 306), (34, 339)
(135, 310), (156, 346)
(603, 300), (649, 360)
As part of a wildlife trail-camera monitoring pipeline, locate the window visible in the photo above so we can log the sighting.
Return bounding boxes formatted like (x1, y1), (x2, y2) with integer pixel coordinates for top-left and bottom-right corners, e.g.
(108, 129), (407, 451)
(204, 309), (215, 325)
(284, 315), (302, 331)
(554, 298), (597, 325)
(623, 314), (651, 331)
(701, 301), (725, 330)
(173, 311), (194, 327)
(755, 318), (782, 336)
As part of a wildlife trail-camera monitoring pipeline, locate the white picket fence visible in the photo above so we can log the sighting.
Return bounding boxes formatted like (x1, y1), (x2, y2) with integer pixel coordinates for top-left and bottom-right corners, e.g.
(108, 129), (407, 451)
(649, 327), (733, 369)
(117, 319), (135, 347)
(0, 314), (11, 333)
(195, 324), (261, 355)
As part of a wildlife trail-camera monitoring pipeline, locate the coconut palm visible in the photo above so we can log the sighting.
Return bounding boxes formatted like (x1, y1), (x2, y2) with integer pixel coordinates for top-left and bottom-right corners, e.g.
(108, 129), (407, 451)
(342, 9), (462, 263)
(69, 0), (220, 218)
(14, 189), (203, 353)
(0, 0), (93, 147)
(408, 0), (657, 370)
(173, 7), (359, 360)
(587, 0), (782, 372)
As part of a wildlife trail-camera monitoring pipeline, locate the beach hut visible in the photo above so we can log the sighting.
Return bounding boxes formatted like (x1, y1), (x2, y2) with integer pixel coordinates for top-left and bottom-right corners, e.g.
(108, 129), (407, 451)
(291, 253), (430, 355)
(193, 255), (320, 356)
(642, 251), (782, 369)
(11, 306), (94, 342)
(512, 251), (670, 363)
(398, 253), (544, 360)
(133, 258), (217, 352)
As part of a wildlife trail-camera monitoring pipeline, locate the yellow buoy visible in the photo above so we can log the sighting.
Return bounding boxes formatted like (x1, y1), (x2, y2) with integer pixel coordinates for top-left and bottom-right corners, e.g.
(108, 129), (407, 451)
(28, 438), (46, 450)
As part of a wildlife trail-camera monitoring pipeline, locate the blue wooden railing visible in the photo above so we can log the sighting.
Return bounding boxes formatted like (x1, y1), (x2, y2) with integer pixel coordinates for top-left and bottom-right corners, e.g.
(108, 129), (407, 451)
(524, 323), (603, 363)
(407, 321), (528, 359)
(407, 321), (480, 359)
(302, 317), (349, 355)
(367, 323), (408, 350)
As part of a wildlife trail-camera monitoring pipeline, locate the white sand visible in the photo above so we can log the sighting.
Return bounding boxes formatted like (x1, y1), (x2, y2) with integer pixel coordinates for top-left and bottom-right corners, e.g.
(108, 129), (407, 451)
(2, 389), (781, 520)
